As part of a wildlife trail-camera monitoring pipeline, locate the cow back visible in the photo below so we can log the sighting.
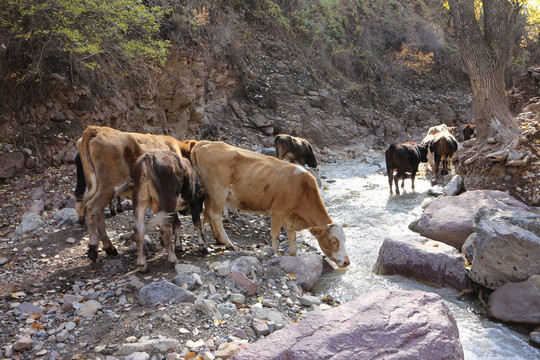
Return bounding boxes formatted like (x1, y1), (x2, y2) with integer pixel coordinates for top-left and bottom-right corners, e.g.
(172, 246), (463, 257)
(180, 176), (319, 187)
(192, 141), (330, 226)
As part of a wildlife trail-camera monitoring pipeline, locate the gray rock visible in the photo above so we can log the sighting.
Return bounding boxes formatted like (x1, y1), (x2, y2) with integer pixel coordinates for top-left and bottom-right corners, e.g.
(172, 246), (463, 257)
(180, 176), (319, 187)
(0, 152), (25, 179)
(373, 235), (472, 291)
(410, 190), (529, 249)
(217, 302), (238, 315)
(229, 293), (246, 305)
(115, 337), (181, 356)
(278, 253), (323, 291)
(77, 300), (102, 317)
(12, 213), (44, 238)
(442, 175), (463, 196)
(139, 281), (196, 306)
(52, 208), (77, 221)
(15, 302), (44, 316)
(231, 290), (463, 360)
(172, 274), (197, 290)
(214, 261), (232, 277)
(487, 275), (540, 323)
(231, 256), (260, 275)
(126, 352), (150, 360)
(251, 307), (290, 327)
(175, 264), (201, 274)
(56, 329), (70, 342)
(195, 299), (222, 320)
(467, 208), (540, 289)
(530, 331), (540, 347)
(299, 295), (322, 307)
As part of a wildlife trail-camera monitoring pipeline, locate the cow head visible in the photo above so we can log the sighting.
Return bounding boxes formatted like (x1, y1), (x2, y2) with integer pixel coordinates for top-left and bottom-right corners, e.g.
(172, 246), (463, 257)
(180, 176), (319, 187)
(417, 145), (429, 163)
(309, 224), (350, 268)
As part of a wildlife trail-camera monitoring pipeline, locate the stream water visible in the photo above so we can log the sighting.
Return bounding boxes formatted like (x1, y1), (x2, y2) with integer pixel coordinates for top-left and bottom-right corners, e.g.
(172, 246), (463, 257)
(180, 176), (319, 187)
(301, 156), (540, 360)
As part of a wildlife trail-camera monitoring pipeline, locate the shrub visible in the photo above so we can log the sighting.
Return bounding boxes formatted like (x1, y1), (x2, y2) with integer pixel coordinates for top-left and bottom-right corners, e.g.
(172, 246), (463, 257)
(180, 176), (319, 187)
(0, 0), (170, 108)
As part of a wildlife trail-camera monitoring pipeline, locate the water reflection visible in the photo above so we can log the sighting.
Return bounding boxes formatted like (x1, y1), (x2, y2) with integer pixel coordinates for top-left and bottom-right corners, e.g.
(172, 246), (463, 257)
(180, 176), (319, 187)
(301, 157), (539, 359)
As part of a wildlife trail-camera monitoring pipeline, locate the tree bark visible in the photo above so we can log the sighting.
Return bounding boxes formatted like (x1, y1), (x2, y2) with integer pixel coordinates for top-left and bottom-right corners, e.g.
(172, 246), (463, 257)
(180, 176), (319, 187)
(448, 0), (519, 145)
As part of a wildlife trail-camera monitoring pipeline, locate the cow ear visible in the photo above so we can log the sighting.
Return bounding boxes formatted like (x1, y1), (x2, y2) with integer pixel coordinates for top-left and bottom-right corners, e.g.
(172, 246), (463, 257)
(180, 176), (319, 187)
(198, 188), (205, 197)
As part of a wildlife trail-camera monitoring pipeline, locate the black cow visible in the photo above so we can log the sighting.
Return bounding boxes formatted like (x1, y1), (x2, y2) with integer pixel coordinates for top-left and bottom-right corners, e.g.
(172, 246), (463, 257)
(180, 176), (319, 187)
(385, 142), (429, 195)
(430, 132), (458, 179)
(130, 150), (206, 272)
(274, 134), (318, 168)
(463, 124), (476, 141)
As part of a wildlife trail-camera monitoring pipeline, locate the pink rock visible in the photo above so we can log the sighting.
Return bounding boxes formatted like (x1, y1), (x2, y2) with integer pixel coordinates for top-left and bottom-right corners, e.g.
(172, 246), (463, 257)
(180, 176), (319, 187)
(279, 254), (323, 291)
(488, 275), (540, 323)
(226, 271), (258, 295)
(373, 235), (472, 291)
(232, 290), (463, 360)
(12, 336), (34, 351)
(410, 190), (529, 249)
(61, 302), (74, 313)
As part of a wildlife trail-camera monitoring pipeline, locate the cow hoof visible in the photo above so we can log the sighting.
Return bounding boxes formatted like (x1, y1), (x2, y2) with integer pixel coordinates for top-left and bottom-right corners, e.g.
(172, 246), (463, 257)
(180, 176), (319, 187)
(199, 245), (208, 254)
(105, 247), (119, 257)
(137, 265), (149, 273)
(87, 245), (98, 262)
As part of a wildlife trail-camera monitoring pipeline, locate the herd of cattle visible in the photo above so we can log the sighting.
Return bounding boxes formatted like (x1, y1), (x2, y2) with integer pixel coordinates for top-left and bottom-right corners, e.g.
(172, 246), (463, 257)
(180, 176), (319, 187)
(74, 126), (349, 272)
(73, 123), (474, 272)
(386, 123), (474, 194)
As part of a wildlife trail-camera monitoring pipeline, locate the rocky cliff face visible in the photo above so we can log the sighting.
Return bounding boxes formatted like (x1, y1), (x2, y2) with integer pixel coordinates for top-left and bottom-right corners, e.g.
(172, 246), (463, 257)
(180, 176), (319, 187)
(0, 44), (473, 179)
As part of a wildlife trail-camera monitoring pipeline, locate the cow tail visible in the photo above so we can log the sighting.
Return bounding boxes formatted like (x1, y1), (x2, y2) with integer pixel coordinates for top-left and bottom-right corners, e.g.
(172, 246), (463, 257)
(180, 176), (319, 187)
(385, 144), (396, 173)
(148, 211), (172, 229)
(78, 128), (99, 206)
(189, 144), (208, 226)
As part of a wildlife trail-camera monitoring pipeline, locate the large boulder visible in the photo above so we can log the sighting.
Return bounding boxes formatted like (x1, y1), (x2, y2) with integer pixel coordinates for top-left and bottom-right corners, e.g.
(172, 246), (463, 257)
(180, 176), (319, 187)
(409, 190), (530, 249)
(373, 235), (472, 291)
(466, 208), (540, 290)
(231, 289), (463, 360)
(487, 275), (540, 324)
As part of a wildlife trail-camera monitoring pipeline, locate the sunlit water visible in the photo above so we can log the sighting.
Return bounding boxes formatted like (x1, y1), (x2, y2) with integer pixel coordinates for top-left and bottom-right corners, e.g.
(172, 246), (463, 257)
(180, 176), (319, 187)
(298, 156), (540, 360)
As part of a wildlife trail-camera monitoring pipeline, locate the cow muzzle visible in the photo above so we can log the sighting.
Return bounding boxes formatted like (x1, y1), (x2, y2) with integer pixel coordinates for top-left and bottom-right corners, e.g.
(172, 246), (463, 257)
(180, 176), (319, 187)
(333, 255), (350, 268)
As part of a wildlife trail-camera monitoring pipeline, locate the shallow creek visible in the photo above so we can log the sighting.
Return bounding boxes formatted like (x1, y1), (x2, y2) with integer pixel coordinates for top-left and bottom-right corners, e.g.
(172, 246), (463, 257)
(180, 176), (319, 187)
(300, 156), (540, 359)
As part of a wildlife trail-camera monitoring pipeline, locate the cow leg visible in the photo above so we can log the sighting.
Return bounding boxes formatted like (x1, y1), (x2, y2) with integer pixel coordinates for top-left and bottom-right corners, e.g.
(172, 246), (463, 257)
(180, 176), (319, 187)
(434, 154), (441, 179)
(287, 230), (297, 256)
(394, 171), (403, 195)
(190, 201), (207, 254)
(270, 218), (285, 255)
(442, 158), (448, 175)
(207, 207), (235, 249)
(86, 191), (118, 262)
(172, 214), (183, 252)
(133, 204), (148, 273)
(388, 169), (394, 194)
(411, 166), (418, 191)
(159, 215), (178, 267)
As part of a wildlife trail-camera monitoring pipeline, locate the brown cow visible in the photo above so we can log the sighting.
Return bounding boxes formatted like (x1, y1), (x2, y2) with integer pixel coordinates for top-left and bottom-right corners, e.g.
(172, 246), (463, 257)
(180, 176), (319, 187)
(385, 142), (429, 195)
(463, 124), (476, 141)
(75, 126), (198, 262)
(274, 134), (318, 168)
(430, 131), (458, 179)
(190, 141), (350, 268)
(130, 150), (206, 273)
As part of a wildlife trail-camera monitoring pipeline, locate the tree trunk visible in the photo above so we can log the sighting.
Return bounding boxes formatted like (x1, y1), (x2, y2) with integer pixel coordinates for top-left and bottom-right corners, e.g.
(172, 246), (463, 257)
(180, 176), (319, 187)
(446, 1), (537, 202)
(448, 0), (519, 144)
